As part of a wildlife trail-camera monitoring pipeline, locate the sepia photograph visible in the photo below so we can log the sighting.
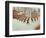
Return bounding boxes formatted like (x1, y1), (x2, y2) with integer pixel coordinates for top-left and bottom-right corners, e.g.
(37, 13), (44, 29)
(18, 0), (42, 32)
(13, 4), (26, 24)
(12, 7), (40, 30)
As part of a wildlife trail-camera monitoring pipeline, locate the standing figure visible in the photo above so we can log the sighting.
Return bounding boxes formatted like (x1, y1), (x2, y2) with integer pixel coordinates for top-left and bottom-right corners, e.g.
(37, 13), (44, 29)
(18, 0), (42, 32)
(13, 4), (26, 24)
(27, 17), (30, 23)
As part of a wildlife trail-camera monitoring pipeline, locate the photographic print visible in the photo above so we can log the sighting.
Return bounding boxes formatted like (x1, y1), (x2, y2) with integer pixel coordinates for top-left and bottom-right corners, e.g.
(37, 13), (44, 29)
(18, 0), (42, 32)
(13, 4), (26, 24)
(12, 7), (40, 30)
(5, 1), (45, 37)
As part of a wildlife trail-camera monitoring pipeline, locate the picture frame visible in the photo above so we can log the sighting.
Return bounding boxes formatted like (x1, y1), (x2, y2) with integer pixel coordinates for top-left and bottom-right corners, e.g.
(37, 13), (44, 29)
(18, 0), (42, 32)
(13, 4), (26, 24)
(5, 1), (45, 37)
